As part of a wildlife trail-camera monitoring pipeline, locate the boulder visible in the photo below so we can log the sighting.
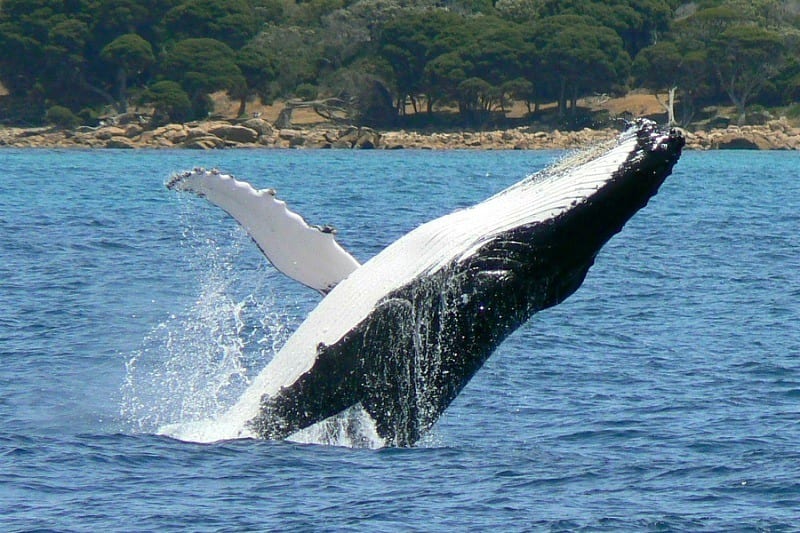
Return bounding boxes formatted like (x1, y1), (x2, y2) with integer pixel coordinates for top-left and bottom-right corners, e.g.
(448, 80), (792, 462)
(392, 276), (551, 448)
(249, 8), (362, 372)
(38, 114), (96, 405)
(124, 124), (143, 138)
(95, 126), (127, 140)
(151, 124), (188, 144)
(105, 136), (136, 149)
(335, 126), (381, 148)
(354, 130), (380, 149)
(208, 124), (259, 144)
(240, 118), (273, 137)
(181, 135), (225, 149)
(713, 133), (773, 150)
(335, 126), (360, 146)
(288, 136), (306, 147)
(278, 129), (303, 141)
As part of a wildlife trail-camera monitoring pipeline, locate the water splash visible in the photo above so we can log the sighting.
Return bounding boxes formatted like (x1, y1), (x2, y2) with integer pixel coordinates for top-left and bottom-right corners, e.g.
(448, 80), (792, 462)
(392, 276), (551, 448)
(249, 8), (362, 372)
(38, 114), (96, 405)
(119, 200), (386, 448)
(289, 405), (384, 449)
(120, 203), (293, 435)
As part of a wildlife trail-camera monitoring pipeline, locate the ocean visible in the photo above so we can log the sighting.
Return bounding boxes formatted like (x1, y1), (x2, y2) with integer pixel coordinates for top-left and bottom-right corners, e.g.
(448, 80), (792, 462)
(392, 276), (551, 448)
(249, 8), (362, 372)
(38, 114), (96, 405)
(1, 147), (798, 531)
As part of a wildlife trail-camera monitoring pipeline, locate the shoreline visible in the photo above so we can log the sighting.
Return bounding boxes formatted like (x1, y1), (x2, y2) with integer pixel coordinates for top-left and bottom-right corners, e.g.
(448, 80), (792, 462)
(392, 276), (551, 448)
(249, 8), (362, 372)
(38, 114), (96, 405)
(1, 117), (799, 151)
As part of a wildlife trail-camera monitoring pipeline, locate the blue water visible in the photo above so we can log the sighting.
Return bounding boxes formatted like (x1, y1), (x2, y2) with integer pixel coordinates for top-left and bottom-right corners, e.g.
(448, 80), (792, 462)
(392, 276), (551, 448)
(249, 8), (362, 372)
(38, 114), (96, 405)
(1, 147), (799, 531)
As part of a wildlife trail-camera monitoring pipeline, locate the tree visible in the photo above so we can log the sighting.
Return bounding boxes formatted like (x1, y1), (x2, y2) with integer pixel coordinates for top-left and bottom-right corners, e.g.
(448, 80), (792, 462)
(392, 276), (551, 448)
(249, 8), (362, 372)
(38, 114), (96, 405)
(633, 41), (682, 125)
(164, 0), (260, 49)
(45, 104), (82, 128)
(101, 33), (155, 112)
(671, 5), (745, 49)
(140, 80), (192, 124)
(538, 0), (676, 57)
(0, 0), (178, 119)
(708, 25), (786, 125)
(232, 43), (276, 116)
(92, 0), (160, 46)
(161, 38), (246, 118)
(379, 10), (463, 115)
(495, 0), (544, 23)
(425, 16), (526, 122)
(503, 78), (536, 114)
(633, 38), (719, 127)
(531, 15), (630, 118)
(43, 18), (105, 109)
(248, 25), (322, 100)
(425, 51), (470, 115)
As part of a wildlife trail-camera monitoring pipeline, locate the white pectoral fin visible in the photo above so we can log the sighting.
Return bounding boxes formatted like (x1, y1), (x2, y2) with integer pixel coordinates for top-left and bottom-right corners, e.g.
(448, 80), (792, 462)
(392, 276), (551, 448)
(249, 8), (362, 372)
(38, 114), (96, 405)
(168, 169), (361, 293)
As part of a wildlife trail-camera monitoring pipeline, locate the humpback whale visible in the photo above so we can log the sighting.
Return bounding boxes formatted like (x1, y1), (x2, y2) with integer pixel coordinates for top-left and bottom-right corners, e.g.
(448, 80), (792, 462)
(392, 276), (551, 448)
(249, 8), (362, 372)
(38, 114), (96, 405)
(166, 119), (684, 447)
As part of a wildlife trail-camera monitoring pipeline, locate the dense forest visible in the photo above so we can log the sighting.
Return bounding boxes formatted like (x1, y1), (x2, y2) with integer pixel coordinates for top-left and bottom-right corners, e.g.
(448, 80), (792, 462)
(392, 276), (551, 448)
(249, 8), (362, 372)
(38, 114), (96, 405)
(1, 0), (799, 129)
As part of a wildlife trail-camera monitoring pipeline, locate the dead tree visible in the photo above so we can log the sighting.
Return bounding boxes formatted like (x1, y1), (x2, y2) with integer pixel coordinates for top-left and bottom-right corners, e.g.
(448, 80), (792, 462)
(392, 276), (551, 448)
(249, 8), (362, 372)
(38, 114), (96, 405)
(274, 98), (353, 128)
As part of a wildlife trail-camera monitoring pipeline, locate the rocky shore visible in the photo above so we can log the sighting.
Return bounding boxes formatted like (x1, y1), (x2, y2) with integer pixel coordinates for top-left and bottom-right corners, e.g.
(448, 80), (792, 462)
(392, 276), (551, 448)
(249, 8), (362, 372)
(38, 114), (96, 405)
(2, 116), (799, 150)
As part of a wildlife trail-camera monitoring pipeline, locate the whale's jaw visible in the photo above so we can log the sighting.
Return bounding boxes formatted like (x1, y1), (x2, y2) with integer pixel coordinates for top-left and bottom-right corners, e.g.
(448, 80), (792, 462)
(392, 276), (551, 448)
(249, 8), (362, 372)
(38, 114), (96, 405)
(243, 120), (684, 447)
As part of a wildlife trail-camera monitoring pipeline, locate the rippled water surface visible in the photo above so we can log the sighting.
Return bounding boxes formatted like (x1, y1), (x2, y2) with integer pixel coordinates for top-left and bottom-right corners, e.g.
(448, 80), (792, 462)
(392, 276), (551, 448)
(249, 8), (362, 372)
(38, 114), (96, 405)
(1, 148), (799, 531)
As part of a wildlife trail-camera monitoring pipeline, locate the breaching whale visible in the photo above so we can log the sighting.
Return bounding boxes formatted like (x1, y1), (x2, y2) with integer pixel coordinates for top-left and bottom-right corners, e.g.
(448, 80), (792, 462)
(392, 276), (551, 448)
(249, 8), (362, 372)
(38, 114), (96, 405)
(166, 119), (684, 447)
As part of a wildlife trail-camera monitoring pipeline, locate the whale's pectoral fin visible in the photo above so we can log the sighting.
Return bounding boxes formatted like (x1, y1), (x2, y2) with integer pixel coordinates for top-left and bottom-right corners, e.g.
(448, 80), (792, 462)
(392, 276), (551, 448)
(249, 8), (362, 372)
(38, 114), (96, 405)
(167, 168), (361, 294)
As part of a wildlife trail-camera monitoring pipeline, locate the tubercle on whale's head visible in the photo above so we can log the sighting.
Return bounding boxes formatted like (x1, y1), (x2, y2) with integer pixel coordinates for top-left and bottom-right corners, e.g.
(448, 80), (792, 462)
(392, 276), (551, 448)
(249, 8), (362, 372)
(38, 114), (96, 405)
(626, 118), (685, 156)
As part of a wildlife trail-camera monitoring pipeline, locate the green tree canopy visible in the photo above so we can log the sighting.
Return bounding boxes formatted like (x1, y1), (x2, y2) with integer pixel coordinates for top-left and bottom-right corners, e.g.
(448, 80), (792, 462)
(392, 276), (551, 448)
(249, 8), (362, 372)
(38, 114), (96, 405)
(232, 42), (277, 116)
(101, 33), (155, 111)
(0, 0), (798, 128)
(161, 38), (246, 117)
(379, 10), (463, 114)
(709, 24), (787, 124)
(532, 15), (631, 117)
(140, 79), (192, 124)
(165, 0), (260, 48)
(538, 0), (676, 57)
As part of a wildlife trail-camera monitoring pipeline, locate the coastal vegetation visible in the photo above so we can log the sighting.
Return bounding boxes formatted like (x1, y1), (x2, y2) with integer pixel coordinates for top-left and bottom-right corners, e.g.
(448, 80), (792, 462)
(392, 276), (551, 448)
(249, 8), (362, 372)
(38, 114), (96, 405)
(0, 0), (799, 131)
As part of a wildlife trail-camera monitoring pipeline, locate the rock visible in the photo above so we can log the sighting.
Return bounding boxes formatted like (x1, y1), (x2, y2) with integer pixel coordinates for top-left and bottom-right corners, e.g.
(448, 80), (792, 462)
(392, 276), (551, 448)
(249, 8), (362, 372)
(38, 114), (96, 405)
(354, 131), (380, 149)
(336, 126), (360, 146)
(95, 126), (127, 140)
(124, 124), (143, 138)
(186, 127), (210, 140)
(288, 136), (306, 148)
(208, 124), (259, 144)
(106, 136), (136, 149)
(240, 118), (273, 137)
(334, 126), (381, 148)
(278, 129), (303, 141)
(151, 124), (188, 144)
(181, 135), (225, 149)
(714, 133), (771, 150)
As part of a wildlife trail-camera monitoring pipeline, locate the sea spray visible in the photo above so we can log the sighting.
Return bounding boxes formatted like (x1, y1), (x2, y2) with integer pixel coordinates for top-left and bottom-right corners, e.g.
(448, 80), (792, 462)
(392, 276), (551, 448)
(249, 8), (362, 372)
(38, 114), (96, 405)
(120, 202), (294, 434)
(119, 198), (385, 447)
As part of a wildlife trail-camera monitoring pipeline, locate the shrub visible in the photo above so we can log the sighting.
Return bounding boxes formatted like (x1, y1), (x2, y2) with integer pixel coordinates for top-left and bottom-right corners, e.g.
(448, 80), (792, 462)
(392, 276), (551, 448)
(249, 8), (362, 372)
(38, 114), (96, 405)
(140, 81), (192, 124)
(78, 108), (100, 127)
(294, 83), (318, 100)
(45, 105), (81, 129)
(785, 104), (800, 120)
